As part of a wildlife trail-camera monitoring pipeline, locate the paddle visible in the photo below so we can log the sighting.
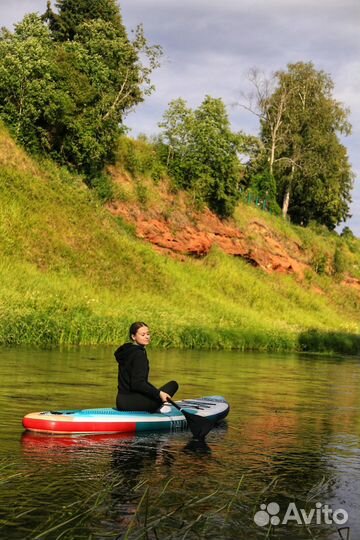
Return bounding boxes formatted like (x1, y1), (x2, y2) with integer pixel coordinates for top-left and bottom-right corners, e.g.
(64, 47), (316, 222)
(167, 398), (218, 440)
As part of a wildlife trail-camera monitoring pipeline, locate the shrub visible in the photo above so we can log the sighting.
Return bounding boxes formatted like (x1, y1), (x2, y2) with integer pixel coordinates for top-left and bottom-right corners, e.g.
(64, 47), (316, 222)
(116, 136), (166, 181)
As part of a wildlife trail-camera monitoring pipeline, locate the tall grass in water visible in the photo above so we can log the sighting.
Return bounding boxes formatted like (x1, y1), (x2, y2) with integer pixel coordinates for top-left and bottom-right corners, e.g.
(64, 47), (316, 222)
(119, 477), (299, 540)
(3, 465), (338, 540)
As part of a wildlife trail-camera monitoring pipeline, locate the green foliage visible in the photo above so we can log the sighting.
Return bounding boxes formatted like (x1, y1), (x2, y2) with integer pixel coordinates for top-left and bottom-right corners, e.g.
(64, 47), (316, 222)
(339, 226), (360, 266)
(159, 96), (242, 218)
(299, 329), (360, 355)
(341, 226), (355, 240)
(0, 16), (58, 153)
(91, 173), (114, 202)
(258, 62), (353, 229)
(0, 126), (360, 351)
(46, 0), (125, 41)
(311, 251), (329, 275)
(246, 170), (281, 214)
(135, 180), (149, 206)
(307, 220), (332, 236)
(116, 135), (166, 181)
(333, 245), (347, 277)
(0, 5), (161, 179)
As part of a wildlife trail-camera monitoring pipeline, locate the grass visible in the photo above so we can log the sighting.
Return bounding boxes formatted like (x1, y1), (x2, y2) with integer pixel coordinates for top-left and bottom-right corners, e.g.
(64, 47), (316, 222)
(2, 461), (338, 540)
(0, 123), (360, 352)
(234, 201), (360, 280)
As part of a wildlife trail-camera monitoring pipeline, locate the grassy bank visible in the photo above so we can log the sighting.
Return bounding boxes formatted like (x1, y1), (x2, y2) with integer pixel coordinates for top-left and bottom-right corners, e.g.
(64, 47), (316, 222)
(0, 125), (360, 353)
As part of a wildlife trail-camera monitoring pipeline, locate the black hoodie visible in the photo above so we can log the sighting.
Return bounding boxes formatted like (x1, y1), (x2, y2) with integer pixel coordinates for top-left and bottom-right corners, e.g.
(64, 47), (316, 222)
(114, 343), (161, 401)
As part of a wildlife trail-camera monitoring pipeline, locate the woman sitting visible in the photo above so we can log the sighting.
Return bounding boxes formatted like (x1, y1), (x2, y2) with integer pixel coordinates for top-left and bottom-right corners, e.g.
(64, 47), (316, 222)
(114, 321), (178, 412)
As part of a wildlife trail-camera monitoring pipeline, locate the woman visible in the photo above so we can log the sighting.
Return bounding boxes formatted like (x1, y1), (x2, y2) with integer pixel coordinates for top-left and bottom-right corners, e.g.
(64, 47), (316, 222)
(115, 322), (178, 412)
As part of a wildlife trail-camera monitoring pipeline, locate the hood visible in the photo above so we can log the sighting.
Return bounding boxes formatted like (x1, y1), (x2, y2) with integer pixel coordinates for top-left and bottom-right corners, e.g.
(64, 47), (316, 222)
(114, 342), (143, 364)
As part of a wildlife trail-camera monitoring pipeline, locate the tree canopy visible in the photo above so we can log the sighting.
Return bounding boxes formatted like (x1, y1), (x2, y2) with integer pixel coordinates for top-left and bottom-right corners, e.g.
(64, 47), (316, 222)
(45, 0), (125, 41)
(243, 62), (353, 229)
(0, 1), (161, 178)
(159, 96), (243, 218)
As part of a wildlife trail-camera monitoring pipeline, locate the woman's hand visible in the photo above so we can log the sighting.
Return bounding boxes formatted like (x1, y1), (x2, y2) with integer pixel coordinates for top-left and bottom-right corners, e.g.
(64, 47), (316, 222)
(159, 391), (172, 403)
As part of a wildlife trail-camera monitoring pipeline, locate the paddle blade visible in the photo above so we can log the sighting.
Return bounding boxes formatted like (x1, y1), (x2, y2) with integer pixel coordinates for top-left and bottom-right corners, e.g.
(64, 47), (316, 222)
(166, 398), (218, 440)
(182, 410), (218, 440)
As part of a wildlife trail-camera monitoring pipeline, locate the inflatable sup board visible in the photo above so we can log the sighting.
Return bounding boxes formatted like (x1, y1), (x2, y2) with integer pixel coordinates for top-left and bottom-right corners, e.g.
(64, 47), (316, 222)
(22, 396), (229, 435)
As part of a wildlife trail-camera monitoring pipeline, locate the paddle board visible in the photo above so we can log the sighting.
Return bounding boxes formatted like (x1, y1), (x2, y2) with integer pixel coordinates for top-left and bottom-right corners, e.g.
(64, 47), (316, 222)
(22, 396), (229, 434)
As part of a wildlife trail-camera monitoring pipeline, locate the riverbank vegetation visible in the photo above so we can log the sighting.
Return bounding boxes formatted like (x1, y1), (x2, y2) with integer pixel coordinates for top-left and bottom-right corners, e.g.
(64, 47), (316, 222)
(0, 1), (359, 353)
(1, 124), (360, 353)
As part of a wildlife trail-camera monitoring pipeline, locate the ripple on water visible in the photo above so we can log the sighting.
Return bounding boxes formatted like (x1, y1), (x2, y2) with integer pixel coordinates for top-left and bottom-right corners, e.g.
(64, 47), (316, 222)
(0, 346), (359, 539)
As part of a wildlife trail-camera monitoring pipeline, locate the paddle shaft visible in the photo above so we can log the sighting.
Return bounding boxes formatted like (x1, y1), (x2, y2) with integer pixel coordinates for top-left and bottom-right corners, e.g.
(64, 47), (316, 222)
(167, 397), (183, 412)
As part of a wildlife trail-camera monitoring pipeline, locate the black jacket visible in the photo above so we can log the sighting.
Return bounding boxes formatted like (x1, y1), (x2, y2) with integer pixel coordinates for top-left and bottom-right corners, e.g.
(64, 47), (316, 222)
(114, 343), (160, 401)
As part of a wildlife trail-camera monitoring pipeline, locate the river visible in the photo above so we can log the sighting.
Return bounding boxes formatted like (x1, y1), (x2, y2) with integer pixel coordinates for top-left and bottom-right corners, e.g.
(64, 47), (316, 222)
(0, 346), (359, 539)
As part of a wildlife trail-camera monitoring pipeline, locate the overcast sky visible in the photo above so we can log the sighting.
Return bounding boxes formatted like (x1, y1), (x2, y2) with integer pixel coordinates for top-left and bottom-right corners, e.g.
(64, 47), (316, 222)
(1, 0), (359, 234)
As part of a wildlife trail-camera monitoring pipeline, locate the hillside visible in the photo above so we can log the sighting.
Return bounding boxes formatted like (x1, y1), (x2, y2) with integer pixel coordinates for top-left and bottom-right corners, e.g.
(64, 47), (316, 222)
(0, 124), (360, 353)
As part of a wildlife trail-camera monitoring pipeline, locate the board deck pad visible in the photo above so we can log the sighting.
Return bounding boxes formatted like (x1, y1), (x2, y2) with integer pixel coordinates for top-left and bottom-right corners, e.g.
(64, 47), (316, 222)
(22, 396), (229, 434)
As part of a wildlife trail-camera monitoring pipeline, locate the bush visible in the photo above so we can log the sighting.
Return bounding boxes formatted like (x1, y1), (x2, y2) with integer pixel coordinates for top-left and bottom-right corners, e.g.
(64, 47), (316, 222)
(116, 136), (166, 181)
(341, 226), (355, 239)
(135, 180), (149, 206)
(311, 251), (329, 275)
(247, 171), (281, 214)
(90, 174), (114, 202)
(333, 245), (347, 276)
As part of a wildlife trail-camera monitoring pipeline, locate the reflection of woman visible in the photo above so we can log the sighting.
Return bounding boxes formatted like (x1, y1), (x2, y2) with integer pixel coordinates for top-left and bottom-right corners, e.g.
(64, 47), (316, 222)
(115, 322), (178, 412)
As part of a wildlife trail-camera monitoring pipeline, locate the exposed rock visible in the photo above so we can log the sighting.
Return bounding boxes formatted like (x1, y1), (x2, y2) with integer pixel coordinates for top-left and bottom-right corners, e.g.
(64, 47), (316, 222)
(342, 276), (360, 290)
(105, 171), (360, 293)
(107, 199), (309, 277)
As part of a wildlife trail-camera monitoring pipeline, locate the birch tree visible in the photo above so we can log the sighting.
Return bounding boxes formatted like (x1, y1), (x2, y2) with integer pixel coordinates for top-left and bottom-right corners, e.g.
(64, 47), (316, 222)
(239, 63), (353, 228)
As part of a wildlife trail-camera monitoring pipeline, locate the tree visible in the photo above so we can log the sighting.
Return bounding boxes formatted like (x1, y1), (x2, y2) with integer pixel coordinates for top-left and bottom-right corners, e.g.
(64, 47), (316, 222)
(238, 68), (291, 181)
(239, 63), (353, 229)
(340, 226), (354, 239)
(44, 0), (126, 41)
(247, 170), (281, 214)
(0, 15), (62, 153)
(159, 96), (243, 218)
(47, 18), (146, 176)
(0, 4), (162, 178)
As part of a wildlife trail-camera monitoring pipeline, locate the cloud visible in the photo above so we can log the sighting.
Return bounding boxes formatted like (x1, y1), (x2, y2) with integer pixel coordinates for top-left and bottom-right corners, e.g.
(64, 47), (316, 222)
(0, 0), (45, 28)
(121, 0), (360, 234)
(1, 0), (359, 234)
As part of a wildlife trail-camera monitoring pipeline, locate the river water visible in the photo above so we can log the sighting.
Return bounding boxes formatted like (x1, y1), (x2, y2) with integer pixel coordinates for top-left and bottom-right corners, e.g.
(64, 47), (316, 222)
(0, 346), (359, 539)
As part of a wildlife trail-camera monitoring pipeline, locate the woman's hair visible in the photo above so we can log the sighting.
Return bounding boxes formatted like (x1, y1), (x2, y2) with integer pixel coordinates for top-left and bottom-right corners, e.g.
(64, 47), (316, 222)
(129, 321), (148, 340)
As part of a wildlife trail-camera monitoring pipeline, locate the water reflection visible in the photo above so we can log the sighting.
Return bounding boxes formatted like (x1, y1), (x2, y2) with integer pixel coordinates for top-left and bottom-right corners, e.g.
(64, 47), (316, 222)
(110, 434), (176, 530)
(21, 431), (135, 454)
(182, 438), (212, 455)
(1, 347), (360, 539)
(19, 425), (229, 537)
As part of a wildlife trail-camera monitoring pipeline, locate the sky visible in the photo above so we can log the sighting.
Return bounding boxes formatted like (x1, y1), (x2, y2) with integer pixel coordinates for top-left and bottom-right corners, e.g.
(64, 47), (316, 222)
(1, 0), (359, 235)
